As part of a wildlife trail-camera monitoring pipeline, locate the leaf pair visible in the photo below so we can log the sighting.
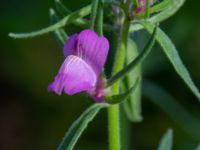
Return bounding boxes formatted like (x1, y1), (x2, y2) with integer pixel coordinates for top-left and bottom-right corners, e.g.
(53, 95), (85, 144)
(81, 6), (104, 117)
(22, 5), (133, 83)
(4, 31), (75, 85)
(121, 20), (200, 122)
(105, 25), (157, 107)
(107, 25), (157, 87)
(124, 19), (200, 128)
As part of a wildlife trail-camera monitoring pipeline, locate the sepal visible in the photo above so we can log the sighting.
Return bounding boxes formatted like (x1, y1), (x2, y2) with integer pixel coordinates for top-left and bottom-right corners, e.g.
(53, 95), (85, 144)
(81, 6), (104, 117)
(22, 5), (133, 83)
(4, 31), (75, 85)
(105, 78), (139, 104)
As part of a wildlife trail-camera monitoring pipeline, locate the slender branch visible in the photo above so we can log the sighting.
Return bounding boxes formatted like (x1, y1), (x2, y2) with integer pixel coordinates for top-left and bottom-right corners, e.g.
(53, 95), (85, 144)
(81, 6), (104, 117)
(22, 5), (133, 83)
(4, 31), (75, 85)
(96, 0), (104, 36)
(90, 0), (99, 30)
(9, 5), (91, 38)
(108, 18), (130, 150)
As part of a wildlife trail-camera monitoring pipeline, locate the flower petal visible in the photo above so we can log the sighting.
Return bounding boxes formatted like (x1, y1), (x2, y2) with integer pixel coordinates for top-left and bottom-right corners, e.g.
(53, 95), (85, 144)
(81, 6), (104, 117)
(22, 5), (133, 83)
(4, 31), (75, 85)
(77, 29), (109, 75)
(64, 34), (78, 57)
(48, 55), (97, 95)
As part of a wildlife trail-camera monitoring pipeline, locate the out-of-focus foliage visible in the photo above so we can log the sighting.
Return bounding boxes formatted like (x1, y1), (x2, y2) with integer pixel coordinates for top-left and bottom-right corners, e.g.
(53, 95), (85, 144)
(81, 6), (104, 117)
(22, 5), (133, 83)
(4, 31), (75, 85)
(157, 129), (173, 150)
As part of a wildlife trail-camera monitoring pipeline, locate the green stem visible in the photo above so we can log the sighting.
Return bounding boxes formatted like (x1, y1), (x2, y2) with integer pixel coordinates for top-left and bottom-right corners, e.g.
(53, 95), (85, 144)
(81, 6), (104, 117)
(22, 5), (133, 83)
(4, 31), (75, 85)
(111, 21), (130, 93)
(120, 105), (131, 150)
(108, 105), (121, 150)
(90, 0), (99, 30)
(9, 5), (91, 38)
(145, 0), (150, 18)
(108, 20), (130, 150)
(96, 0), (104, 36)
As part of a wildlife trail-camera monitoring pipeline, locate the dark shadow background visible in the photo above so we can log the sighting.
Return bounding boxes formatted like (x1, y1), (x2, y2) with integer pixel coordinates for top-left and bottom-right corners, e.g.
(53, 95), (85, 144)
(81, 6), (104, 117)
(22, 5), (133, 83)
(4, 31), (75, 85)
(1, 0), (200, 150)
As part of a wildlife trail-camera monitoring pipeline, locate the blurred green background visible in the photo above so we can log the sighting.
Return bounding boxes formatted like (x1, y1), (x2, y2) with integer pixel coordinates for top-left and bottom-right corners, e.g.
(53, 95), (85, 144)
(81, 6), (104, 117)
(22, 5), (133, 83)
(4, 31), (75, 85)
(1, 0), (200, 150)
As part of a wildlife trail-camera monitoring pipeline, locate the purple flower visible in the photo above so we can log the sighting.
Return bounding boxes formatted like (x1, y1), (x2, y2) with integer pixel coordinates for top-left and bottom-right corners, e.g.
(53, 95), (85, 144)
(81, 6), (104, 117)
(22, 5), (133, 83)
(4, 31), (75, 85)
(48, 29), (109, 100)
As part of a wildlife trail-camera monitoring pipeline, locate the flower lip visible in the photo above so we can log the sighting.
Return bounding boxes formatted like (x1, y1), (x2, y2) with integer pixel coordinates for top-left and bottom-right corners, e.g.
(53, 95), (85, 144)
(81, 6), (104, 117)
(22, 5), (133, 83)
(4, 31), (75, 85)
(48, 55), (97, 95)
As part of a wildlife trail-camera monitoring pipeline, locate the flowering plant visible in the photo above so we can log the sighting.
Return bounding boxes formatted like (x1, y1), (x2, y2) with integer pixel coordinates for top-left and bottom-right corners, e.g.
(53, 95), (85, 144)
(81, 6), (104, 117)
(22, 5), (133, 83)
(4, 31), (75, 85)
(9, 0), (200, 149)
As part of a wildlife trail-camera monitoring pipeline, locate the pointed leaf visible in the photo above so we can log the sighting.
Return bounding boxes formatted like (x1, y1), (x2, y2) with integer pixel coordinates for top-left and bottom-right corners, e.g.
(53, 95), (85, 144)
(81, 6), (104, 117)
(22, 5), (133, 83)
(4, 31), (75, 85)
(54, 0), (111, 32)
(54, 0), (91, 30)
(157, 129), (173, 150)
(143, 80), (200, 141)
(106, 25), (157, 87)
(49, 8), (68, 46)
(150, 0), (172, 13)
(149, 0), (185, 24)
(141, 21), (200, 101)
(57, 103), (108, 150)
(123, 39), (142, 122)
(138, 0), (173, 17)
(9, 5), (91, 39)
(106, 78), (139, 104)
(55, 0), (71, 16)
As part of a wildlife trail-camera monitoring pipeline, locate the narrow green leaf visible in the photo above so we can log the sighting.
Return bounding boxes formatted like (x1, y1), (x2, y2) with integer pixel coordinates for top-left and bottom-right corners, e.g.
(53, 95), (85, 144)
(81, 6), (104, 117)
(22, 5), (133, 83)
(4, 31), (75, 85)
(141, 21), (200, 101)
(57, 103), (108, 150)
(143, 81), (200, 141)
(55, 0), (71, 16)
(96, 0), (104, 36)
(138, 0), (173, 17)
(157, 129), (173, 150)
(149, 0), (185, 23)
(123, 39), (142, 122)
(49, 8), (68, 46)
(106, 78), (139, 104)
(90, 0), (99, 30)
(145, 0), (150, 18)
(130, 0), (185, 32)
(54, 0), (92, 30)
(150, 0), (172, 13)
(106, 25), (157, 87)
(9, 5), (91, 39)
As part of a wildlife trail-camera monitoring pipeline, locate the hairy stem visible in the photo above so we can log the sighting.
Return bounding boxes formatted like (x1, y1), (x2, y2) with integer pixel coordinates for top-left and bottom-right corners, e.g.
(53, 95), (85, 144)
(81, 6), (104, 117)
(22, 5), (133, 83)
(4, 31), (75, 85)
(108, 19), (130, 150)
(108, 105), (121, 150)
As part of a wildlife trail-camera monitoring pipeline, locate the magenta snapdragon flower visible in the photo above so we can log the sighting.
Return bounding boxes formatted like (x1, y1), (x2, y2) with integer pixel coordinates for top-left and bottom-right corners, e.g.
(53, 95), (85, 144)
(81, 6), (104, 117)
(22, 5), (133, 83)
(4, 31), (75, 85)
(48, 29), (109, 102)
